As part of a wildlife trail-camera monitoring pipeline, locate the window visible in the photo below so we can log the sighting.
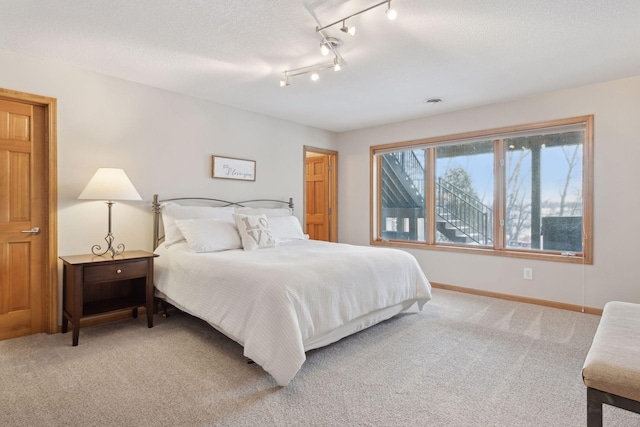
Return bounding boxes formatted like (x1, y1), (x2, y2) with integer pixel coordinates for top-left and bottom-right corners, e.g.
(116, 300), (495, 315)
(435, 140), (494, 246)
(380, 149), (426, 241)
(371, 116), (593, 264)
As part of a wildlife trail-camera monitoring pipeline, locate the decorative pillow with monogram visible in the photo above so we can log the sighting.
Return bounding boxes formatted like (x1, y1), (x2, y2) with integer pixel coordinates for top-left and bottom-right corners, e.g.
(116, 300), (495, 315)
(233, 213), (277, 251)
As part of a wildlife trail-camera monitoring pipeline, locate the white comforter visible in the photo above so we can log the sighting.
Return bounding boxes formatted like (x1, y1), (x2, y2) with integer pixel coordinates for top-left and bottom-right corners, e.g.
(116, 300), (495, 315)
(154, 239), (431, 385)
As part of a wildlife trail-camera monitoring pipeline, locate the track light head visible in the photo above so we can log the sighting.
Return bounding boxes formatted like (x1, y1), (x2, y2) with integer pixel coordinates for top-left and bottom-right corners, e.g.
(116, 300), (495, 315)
(279, 73), (290, 87)
(386, 1), (398, 20)
(320, 37), (343, 56)
(340, 20), (356, 35)
(334, 58), (342, 71)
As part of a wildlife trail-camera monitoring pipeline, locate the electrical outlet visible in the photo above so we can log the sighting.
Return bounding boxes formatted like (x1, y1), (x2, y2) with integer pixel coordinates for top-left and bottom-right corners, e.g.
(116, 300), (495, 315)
(523, 268), (533, 280)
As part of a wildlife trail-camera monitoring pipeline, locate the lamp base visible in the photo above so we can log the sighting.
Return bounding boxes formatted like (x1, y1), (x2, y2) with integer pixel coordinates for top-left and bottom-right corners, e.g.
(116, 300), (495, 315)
(91, 232), (125, 258)
(91, 200), (125, 258)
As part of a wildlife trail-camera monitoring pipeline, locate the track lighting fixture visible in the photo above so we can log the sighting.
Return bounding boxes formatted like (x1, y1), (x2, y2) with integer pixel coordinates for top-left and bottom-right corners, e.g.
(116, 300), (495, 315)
(280, 0), (399, 86)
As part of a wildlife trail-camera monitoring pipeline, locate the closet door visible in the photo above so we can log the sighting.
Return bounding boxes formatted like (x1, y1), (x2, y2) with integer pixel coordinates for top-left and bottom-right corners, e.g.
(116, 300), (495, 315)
(0, 98), (46, 340)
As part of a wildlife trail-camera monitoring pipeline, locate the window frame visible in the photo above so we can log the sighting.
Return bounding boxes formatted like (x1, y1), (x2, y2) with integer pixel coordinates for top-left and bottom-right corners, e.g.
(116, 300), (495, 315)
(370, 115), (594, 264)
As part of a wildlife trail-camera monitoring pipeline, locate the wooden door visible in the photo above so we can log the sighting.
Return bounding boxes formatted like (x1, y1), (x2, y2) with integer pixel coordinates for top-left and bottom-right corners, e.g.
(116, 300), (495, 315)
(306, 155), (330, 241)
(0, 99), (45, 340)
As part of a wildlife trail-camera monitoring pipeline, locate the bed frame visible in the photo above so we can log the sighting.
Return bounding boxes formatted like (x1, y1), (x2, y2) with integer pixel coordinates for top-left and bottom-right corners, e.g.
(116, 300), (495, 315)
(151, 194), (294, 250)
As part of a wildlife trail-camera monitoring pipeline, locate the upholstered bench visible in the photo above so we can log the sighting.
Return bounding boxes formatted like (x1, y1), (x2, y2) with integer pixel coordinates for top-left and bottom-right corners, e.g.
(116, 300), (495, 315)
(582, 301), (640, 426)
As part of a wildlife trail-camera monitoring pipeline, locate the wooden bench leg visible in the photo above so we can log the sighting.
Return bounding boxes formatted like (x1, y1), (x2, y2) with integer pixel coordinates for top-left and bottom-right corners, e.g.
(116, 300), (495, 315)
(587, 388), (603, 427)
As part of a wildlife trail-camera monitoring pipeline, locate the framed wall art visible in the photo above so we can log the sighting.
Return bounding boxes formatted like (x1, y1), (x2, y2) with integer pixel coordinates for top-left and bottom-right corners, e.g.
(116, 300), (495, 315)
(212, 155), (256, 181)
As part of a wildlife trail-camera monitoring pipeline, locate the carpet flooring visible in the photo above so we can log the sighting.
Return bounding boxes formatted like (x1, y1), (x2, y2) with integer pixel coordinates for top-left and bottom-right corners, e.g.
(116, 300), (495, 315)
(1, 288), (639, 426)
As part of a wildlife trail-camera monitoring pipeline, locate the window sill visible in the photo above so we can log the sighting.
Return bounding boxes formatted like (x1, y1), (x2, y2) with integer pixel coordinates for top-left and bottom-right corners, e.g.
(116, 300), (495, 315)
(371, 239), (591, 265)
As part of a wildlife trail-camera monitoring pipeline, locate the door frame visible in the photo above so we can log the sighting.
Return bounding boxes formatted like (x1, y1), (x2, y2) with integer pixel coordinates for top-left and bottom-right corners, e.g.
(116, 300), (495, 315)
(0, 88), (58, 334)
(303, 146), (338, 242)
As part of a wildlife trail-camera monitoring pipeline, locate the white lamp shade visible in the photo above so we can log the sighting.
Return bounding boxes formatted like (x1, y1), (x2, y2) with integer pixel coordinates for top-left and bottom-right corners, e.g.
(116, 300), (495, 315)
(78, 168), (142, 201)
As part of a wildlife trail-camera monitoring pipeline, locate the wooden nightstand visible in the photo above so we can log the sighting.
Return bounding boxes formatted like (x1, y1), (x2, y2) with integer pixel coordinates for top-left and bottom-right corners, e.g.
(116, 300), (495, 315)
(59, 250), (157, 346)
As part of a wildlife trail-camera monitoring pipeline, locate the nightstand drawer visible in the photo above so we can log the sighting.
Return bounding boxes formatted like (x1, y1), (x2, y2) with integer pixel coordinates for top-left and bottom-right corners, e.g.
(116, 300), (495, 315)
(84, 260), (148, 283)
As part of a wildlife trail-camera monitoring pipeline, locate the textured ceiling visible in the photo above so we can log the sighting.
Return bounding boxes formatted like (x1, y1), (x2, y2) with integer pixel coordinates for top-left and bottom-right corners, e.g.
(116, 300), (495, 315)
(1, 0), (639, 132)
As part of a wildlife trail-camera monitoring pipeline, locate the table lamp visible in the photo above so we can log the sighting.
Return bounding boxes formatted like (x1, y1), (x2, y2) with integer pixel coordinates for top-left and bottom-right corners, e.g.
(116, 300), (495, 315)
(78, 168), (142, 257)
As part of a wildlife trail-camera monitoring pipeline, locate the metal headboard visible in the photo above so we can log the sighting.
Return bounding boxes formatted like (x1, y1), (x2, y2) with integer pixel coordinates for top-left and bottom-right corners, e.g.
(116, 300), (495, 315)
(152, 194), (294, 249)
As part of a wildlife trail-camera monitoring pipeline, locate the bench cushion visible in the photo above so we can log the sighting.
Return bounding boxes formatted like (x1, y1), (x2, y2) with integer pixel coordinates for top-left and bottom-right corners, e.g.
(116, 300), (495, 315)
(582, 301), (640, 402)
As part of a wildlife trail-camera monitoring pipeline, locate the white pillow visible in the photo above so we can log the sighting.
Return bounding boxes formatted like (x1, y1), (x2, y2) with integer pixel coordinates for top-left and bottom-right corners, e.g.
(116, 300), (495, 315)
(161, 202), (235, 247)
(234, 207), (292, 217)
(233, 213), (277, 251)
(268, 216), (307, 242)
(174, 218), (242, 253)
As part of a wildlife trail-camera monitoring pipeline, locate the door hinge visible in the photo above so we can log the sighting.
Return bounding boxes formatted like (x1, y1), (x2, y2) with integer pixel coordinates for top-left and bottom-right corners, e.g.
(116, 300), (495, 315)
(500, 158), (505, 167)
(328, 165), (333, 172)
(500, 219), (505, 227)
(328, 207), (332, 215)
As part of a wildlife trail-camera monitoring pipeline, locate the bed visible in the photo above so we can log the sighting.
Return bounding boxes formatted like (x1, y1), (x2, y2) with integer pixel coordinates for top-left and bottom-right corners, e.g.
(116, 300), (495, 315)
(152, 195), (432, 386)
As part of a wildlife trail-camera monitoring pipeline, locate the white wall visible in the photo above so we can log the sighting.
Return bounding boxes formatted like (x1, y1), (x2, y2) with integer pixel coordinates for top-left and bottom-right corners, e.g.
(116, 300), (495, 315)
(0, 49), (337, 257)
(338, 75), (640, 309)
